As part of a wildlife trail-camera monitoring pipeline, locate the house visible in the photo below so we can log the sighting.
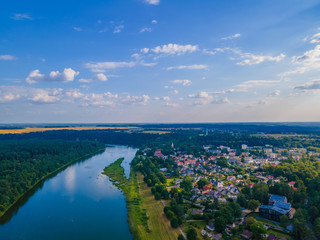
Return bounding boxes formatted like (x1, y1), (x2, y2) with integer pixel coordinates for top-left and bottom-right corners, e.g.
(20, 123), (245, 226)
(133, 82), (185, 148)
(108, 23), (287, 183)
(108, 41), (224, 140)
(259, 194), (291, 222)
(154, 150), (164, 157)
(288, 181), (295, 188)
(241, 230), (252, 240)
(268, 235), (287, 240)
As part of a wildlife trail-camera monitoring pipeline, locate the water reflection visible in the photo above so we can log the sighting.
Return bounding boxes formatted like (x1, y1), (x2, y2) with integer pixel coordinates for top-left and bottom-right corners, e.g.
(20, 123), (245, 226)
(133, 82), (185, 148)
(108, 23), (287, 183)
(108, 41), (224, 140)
(0, 145), (137, 240)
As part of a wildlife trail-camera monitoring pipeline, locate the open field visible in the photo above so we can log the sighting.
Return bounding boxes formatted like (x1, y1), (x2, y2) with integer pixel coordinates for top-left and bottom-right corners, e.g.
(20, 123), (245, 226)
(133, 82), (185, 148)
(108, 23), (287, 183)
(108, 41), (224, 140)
(0, 126), (138, 134)
(141, 130), (171, 134)
(103, 158), (180, 240)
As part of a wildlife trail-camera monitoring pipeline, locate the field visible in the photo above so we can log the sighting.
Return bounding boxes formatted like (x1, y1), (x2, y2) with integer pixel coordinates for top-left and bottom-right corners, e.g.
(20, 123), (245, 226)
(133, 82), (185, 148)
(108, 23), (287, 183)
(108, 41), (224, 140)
(103, 158), (180, 240)
(0, 126), (138, 134)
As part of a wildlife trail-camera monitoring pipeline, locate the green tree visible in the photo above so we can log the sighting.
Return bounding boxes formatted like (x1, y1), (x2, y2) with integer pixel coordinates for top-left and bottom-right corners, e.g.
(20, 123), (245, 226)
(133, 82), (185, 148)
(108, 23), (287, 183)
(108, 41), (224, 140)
(280, 215), (289, 228)
(214, 216), (227, 233)
(180, 178), (193, 192)
(197, 178), (209, 190)
(313, 218), (320, 239)
(248, 199), (260, 211)
(171, 217), (179, 228)
(177, 234), (185, 240)
(250, 222), (266, 239)
(154, 192), (161, 200)
(186, 227), (197, 240)
(237, 193), (247, 208)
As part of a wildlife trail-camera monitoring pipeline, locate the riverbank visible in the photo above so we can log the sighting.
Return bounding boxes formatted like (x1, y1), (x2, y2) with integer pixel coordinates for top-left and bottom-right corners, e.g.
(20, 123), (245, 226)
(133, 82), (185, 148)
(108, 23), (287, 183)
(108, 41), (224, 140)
(103, 158), (180, 240)
(0, 146), (106, 219)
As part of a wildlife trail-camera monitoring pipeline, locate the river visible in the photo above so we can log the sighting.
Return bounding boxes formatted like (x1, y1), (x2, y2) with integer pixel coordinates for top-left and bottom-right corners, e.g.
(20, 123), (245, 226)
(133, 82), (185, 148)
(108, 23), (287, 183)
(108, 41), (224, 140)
(0, 145), (137, 240)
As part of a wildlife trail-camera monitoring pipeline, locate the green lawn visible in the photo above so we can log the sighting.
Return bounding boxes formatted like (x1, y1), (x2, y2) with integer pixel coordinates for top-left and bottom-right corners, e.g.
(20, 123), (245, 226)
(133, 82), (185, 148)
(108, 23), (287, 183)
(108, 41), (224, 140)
(103, 158), (181, 240)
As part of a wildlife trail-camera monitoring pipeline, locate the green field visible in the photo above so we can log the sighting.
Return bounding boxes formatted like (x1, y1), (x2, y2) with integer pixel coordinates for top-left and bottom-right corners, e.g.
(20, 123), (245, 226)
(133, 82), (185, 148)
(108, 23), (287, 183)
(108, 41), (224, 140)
(103, 158), (181, 240)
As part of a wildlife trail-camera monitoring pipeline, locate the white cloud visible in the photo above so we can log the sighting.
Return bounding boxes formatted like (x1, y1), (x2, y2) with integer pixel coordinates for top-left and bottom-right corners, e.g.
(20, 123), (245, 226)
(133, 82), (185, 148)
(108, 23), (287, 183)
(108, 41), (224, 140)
(73, 27), (82, 32)
(281, 45), (320, 76)
(221, 33), (241, 40)
(79, 78), (92, 83)
(140, 27), (152, 33)
(165, 102), (179, 107)
(266, 90), (280, 97)
(294, 79), (320, 91)
(167, 64), (208, 70)
(142, 43), (199, 58)
(172, 90), (179, 94)
(95, 73), (108, 81)
(188, 91), (230, 105)
(0, 86), (150, 107)
(0, 55), (16, 60)
(172, 80), (192, 86)
(144, 0), (160, 5)
(113, 25), (124, 33)
(26, 68), (79, 84)
(310, 33), (320, 44)
(152, 20), (158, 24)
(236, 53), (285, 66)
(236, 80), (280, 91)
(11, 13), (32, 20)
(85, 61), (136, 72)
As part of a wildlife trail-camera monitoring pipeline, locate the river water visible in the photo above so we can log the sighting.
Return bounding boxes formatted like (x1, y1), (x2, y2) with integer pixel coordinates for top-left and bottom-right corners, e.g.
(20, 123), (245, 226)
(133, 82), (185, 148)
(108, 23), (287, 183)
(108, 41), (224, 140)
(0, 145), (137, 240)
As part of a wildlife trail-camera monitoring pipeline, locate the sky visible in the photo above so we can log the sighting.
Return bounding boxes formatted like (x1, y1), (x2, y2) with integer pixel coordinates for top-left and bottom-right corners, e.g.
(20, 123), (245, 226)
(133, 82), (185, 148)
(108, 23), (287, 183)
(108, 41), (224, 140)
(1, 0), (320, 123)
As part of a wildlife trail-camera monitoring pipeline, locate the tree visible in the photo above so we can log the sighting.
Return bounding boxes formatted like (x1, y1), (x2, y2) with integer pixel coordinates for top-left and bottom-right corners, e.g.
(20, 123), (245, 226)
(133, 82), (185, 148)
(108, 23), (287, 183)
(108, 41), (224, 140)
(154, 192), (161, 200)
(309, 206), (319, 222)
(248, 199), (260, 212)
(197, 178), (209, 190)
(161, 189), (170, 200)
(177, 234), (185, 240)
(280, 215), (289, 228)
(180, 178), (193, 192)
(313, 218), (320, 239)
(165, 210), (175, 220)
(214, 216), (227, 233)
(237, 193), (247, 208)
(250, 222), (266, 239)
(171, 217), (179, 228)
(245, 217), (256, 229)
(252, 183), (269, 204)
(186, 227), (197, 240)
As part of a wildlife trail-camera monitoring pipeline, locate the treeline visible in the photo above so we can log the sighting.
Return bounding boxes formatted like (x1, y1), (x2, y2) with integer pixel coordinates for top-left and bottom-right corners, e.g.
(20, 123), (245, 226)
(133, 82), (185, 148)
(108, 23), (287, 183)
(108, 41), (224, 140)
(0, 140), (105, 215)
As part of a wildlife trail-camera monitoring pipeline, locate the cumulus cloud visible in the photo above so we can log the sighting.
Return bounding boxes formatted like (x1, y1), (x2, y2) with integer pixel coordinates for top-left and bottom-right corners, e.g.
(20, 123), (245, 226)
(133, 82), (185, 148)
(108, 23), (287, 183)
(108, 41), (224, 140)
(0, 85), (150, 106)
(95, 73), (108, 81)
(141, 43), (199, 58)
(221, 33), (241, 40)
(294, 79), (320, 91)
(11, 13), (32, 20)
(152, 20), (158, 24)
(172, 80), (192, 86)
(113, 25), (124, 33)
(79, 73), (108, 83)
(236, 53), (285, 66)
(0, 55), (16, 60)
(167, 64), (208, 70)
(188, 91), (230, 105)
(144, 0), (160, 5)
(26, 68), (79, 84)
(281, 45), (320, 76)
(266, 90), (280, 97)
(140, 27), (152, 33)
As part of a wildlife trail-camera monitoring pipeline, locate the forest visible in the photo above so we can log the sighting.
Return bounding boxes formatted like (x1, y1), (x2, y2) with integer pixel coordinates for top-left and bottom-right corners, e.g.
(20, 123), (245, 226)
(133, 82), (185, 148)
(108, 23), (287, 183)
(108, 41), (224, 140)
(0, 140), (105, 216)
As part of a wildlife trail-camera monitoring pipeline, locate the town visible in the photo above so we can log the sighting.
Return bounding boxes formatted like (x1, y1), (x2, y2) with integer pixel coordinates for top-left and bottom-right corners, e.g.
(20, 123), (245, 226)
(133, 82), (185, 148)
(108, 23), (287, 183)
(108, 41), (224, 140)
(135, 141), (320, 240)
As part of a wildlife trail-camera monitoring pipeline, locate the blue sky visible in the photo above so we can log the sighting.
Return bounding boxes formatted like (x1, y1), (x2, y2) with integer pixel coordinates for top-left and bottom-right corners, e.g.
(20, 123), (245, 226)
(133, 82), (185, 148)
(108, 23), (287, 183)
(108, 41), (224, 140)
(1, 0), (320, 123)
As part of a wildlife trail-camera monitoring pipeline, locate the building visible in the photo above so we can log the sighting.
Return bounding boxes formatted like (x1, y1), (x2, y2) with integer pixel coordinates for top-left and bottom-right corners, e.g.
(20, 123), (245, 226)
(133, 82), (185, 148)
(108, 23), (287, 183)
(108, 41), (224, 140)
(259, 194), (291, 222)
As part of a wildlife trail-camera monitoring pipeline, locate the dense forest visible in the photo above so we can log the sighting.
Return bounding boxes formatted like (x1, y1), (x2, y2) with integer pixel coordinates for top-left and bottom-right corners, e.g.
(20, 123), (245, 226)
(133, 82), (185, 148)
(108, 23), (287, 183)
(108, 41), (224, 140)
(0, 140), (105, 216)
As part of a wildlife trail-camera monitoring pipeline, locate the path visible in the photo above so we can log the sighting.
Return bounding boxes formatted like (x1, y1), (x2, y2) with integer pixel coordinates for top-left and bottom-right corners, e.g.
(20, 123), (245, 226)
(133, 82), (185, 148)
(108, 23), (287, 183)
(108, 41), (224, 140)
(160, 200), (187, 240)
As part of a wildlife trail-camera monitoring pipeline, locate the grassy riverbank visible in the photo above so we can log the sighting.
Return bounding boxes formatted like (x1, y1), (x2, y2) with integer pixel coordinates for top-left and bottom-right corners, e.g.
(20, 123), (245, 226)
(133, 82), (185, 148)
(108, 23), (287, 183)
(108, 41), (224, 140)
(0, 143), (106, 218)
(103, 158), (180, 240)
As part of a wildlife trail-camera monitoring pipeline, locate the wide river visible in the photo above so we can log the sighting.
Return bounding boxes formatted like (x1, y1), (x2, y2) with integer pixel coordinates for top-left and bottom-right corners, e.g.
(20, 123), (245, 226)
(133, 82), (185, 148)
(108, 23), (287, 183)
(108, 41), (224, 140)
(0, 145), (137, 240)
